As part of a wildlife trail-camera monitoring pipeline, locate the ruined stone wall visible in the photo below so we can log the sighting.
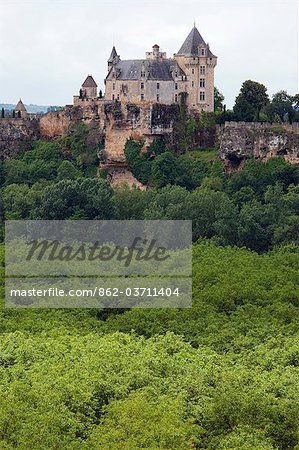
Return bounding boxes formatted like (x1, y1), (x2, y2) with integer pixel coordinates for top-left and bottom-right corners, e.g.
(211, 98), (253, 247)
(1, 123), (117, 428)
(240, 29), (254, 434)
(0, 118), (39, 160)
(219, 122), (299, 170)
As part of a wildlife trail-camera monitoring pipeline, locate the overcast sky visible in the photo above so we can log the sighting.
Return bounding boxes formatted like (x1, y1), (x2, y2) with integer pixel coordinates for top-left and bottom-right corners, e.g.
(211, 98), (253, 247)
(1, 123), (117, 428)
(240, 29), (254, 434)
(0, 0), (298, 108)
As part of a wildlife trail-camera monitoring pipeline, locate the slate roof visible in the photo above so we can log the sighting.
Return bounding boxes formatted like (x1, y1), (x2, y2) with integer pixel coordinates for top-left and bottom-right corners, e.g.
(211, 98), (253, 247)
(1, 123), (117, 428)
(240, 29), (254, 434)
(14, 99), (27, 112)
(82, 75), (98, 88)
(106, 59), (185, 81)
(177, 26), (216, 58)
(108, 46), (118, 63)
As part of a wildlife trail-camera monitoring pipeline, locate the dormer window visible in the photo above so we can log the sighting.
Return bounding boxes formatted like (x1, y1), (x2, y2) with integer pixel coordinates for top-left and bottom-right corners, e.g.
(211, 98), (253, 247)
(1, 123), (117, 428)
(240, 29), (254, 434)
(141, 82), (144, 90)
(141, 70), (146, 77)
(157, 83), (160, 90)
(201, 48), (205, 56)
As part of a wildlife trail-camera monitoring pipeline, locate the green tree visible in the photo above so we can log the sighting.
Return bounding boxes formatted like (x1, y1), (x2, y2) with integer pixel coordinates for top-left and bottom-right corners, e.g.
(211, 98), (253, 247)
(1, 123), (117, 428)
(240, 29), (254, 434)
(57, 160), (81, 180)
(214, 87), (225, 112)
(151, 152), (179, 187)
(234, 80), (269, 121)
(267, 91), (295, 123)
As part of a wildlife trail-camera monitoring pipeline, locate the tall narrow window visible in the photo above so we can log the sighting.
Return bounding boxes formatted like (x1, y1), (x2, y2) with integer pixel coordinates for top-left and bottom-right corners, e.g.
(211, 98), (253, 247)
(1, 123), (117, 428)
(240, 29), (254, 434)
(141, 93), (145, 100)
(200, 92), (205, 102)
(201, 48), (205, 56)
(200, 78), (205, 88)
(141, 82), (144, 90)
(192, 81), (194, 88)
(157, 82), (160, 90)
(175, 94), (178, 102)
(113, 83), (115, 90)
(200, 66), (206, 75)
(157, 94), (160, 101)
(192, 69), (195, 74)
(112, 94), (115, 101)
(175, 83), (178, 90)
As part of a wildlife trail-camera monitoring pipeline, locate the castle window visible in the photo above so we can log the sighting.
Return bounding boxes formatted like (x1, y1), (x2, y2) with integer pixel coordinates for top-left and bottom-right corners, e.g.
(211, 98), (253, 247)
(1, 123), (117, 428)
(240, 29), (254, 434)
(141, 93), (145, 100)
(200, 78), (205, 88)
(201, 48), (205, 56)
(117, 94), (120, 101)
(200, 66), (206, 75)
(141, 82), (144, 90)
(112, 94), (115, 101)
(192, 81), (194, 88)
(157, 82), (160, 90)
(175, 83), (178, 90)
(200, 91), (205, 102)
(113, 83), (115, 90)
(157, 94), (160, 101)
(192, 69), (195, 74)
(175, 94), (178, 102)
(141, 70), (146, 77)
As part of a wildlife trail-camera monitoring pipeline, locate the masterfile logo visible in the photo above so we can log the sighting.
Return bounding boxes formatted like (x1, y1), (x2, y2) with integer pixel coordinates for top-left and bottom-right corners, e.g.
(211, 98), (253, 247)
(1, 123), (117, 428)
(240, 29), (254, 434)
(5, 220), (192, 308)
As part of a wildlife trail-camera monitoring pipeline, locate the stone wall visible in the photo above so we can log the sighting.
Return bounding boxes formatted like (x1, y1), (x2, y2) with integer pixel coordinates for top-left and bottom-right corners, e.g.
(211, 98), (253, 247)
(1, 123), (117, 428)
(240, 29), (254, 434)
(219, 122), (299, 171)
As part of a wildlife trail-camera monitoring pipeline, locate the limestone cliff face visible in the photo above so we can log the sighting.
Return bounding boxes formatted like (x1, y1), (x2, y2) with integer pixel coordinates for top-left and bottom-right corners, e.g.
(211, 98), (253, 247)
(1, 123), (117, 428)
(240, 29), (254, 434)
(219, 122), (299, 171)
(0, 118), (39, 160)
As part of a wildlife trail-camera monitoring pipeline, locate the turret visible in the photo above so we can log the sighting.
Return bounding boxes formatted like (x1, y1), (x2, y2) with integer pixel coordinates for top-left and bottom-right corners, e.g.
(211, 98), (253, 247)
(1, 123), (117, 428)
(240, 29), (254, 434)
(14, 99), (27, 118)
(80, 75), (98, 99)
(108, 46), (120, 70)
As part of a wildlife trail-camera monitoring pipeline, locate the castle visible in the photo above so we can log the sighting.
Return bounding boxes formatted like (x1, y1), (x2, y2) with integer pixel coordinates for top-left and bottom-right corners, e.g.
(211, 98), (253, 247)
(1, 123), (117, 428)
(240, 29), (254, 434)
(74, 25), (217, 112)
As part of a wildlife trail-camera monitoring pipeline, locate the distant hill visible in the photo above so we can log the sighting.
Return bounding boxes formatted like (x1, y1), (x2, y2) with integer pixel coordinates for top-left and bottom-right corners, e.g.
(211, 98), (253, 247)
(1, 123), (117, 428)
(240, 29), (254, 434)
(0, 104), (61, 114)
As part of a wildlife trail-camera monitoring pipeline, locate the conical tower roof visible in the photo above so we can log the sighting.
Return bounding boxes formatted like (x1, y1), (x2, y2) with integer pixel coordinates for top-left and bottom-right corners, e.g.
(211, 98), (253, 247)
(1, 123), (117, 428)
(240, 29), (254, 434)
(15, 99), (27, 112)
(82, 75), (98, 88)
(177, 26), (206, 56)
(108, 46), (118, 63)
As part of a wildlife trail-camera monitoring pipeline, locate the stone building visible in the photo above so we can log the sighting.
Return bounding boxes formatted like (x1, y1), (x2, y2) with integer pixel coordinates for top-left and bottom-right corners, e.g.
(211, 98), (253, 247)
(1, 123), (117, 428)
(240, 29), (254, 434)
(14, 99), (28, 118)
(105, 25), (217, 112)
(80, 75), (98, 100)
(74, 25), (217, 112)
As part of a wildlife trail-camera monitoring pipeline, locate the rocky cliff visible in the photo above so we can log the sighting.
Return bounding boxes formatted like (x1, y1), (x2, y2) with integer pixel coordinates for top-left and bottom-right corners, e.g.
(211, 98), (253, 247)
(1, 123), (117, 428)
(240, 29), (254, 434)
(0, 118), (40, 160)
(219, 122), (299, 171)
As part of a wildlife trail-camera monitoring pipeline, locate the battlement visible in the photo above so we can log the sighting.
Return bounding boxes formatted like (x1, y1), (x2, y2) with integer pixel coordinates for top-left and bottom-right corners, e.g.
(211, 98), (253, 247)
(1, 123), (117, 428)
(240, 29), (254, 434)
(223, 121), (299, 134)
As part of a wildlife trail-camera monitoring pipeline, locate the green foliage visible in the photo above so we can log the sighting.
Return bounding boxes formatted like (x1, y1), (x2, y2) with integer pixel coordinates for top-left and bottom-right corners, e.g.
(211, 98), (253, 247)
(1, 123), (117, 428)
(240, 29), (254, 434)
(38, 178), (114, 220)
(234, 80), (270, 121)
(151, 151), (179, 187)
(124, 138), (151, 184)
(214, 87), (225, 112)
(266, 90), (295, 124)
(57, 160), (81, 180)
(0, 242), (298, 449)
(188, 148), (218, 162)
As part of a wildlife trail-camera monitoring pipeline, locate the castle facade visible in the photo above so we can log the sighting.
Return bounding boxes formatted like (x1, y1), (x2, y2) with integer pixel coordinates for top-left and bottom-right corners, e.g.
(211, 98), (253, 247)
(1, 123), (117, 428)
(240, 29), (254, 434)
(74, 26), (217, 112)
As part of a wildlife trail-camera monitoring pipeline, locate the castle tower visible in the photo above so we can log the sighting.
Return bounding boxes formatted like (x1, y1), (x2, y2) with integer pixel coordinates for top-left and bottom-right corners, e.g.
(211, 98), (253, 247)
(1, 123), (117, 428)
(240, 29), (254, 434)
(80, 75), (98, 99)
(175, 25), (217, 112)
(108, 46), (120, 70)
(14, 99), (27, 118)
